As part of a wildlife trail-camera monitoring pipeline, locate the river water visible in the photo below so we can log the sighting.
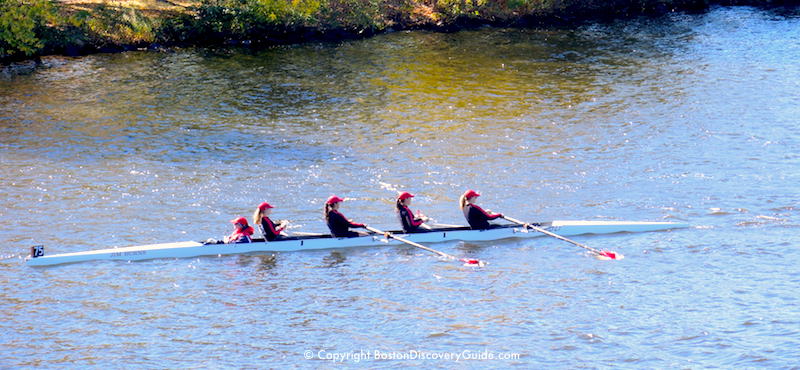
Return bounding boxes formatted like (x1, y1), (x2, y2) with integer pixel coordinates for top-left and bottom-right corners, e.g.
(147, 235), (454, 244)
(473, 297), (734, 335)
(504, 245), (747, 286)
(2, 5), (799, 368)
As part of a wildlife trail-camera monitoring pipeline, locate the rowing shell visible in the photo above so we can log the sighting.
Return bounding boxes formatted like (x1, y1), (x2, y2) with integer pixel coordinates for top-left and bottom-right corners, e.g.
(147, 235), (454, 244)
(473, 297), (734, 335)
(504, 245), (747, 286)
(26, 220), (687, 266)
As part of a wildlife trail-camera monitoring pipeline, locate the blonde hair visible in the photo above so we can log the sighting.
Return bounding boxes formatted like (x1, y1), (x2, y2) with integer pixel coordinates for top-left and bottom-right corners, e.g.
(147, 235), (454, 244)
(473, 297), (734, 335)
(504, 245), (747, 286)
(459, 193), (470, 218)
(459, 193), (468, 209)
(324, 202), (333, 222)
(253, 208), (265, 227)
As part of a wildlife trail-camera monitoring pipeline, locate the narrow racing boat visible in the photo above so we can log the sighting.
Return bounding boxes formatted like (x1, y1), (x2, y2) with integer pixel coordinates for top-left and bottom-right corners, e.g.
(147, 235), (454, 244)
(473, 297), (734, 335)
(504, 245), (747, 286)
(26, 220), (687, 266)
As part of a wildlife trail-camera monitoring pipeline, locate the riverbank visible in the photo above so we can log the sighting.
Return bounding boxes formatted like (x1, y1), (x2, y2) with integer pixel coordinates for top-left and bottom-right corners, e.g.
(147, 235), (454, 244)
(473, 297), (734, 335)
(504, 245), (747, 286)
(1, 0), (798, 64)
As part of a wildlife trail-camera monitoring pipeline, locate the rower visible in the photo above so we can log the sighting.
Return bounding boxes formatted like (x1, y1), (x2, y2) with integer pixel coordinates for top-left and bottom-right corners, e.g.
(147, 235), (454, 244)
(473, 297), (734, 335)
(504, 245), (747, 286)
(253, 201), (288, 241)
(224, 217), (254, 243)
(396, 192), (429, 233)
(324, 195), (367, 238)
(459, 189), (503, 230)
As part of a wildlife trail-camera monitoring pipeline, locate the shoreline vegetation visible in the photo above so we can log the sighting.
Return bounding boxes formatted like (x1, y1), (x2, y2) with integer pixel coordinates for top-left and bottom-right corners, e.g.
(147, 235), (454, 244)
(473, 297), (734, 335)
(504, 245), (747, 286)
(1, 0), (798, 64)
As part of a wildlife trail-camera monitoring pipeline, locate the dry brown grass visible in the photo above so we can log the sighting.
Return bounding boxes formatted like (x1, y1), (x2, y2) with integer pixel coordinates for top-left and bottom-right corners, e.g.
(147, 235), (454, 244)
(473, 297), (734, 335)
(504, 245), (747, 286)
(56, 0), (199, 16)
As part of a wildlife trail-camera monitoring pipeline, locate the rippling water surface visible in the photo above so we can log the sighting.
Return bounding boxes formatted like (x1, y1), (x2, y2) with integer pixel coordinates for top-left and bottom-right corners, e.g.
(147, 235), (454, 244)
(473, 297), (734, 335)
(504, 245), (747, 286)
(2, 6), (799, 368)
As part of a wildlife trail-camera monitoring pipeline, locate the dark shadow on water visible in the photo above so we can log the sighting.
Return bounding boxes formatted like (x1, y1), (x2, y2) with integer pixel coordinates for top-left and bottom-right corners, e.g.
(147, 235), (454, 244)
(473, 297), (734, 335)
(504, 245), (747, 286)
(456, 241), (488, 256)
(320, 251), (346, 268)
(255, 254), (278, 271)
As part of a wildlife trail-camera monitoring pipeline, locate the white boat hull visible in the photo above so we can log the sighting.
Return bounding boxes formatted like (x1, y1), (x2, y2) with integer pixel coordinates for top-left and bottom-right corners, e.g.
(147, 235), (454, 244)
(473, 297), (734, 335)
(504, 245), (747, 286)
(26, 220), (687, 266)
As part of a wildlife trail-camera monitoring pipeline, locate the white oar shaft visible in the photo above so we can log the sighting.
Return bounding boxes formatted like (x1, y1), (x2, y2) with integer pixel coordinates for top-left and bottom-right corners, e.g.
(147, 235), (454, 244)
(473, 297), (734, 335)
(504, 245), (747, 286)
(503, 216), (603, 255)
(429, 223), (464, 228)
(365, 226), (455, 260)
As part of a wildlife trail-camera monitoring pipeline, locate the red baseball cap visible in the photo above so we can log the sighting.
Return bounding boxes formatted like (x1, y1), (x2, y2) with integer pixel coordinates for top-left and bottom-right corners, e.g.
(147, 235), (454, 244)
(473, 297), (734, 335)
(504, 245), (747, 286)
(463, 189), (480, 199)
(230, 216), (248, 226)
(326, 195), (344, 204)
(397, 192), (415, 201)
(258, 202), (274, 211)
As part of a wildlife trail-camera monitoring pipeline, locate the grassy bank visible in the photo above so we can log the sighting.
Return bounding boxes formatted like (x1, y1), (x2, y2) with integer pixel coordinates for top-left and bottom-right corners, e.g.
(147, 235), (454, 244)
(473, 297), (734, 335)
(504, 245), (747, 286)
(0, 0), (797, 62)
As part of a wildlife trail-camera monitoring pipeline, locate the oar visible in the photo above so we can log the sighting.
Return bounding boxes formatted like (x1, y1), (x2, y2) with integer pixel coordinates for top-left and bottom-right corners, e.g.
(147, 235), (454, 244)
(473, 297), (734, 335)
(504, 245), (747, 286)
(365, 226), (485, 267)
(428, 222), (464, 228)
(420, 215), (464, 229)
(290, 231), (326, 237)
(502, 216), (622, 260)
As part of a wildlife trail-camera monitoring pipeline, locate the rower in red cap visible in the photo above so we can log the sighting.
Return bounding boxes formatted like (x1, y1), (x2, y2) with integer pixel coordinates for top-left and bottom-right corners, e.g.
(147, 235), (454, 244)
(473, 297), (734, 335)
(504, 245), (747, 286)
(253, 201), (289, 241)
(224, 216), (254, 243)
(324, 195), (367, 238)
(459, 189), (503, 230)
(396, 191), (429, 233)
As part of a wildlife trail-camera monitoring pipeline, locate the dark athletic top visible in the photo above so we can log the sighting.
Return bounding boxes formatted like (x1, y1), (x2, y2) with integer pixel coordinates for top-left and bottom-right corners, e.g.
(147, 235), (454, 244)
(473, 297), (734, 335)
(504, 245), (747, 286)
(397, 204), (424, 233)
(260, 216), (284, 241)
(465, 204), (502, 230)
(326, 210), (365, 238)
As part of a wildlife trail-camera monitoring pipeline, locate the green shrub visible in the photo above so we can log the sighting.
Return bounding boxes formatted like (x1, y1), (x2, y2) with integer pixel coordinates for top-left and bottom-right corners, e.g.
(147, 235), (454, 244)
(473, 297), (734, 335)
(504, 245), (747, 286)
(318, 0), (384, 31)
(194, 0), (387, 41)
(156, 12), (198, 43)
(0, 0), (58, 59)
(84, 4), (157, 46)
(194, 0), (322, 40)
(434, 0), (485, 22)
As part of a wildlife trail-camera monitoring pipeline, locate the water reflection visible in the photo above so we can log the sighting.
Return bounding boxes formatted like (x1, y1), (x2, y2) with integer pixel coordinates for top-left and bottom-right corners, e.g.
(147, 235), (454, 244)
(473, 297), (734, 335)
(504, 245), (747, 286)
(456, 241), (489, 256)
(255, 254), (278, 271)
(321, 251), (347, 268)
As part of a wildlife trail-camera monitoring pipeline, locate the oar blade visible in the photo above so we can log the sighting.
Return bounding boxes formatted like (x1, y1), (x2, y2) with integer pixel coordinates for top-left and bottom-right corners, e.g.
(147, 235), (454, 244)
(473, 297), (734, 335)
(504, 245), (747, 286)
(461, 258), (486, 267)
(597, 250), (623, 260)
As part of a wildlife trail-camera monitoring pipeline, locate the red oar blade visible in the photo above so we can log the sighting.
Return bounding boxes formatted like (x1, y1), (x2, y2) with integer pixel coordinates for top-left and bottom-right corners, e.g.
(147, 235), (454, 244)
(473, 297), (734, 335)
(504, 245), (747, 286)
(597, 250), (623, 260)
(461, 258), (486, 267)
